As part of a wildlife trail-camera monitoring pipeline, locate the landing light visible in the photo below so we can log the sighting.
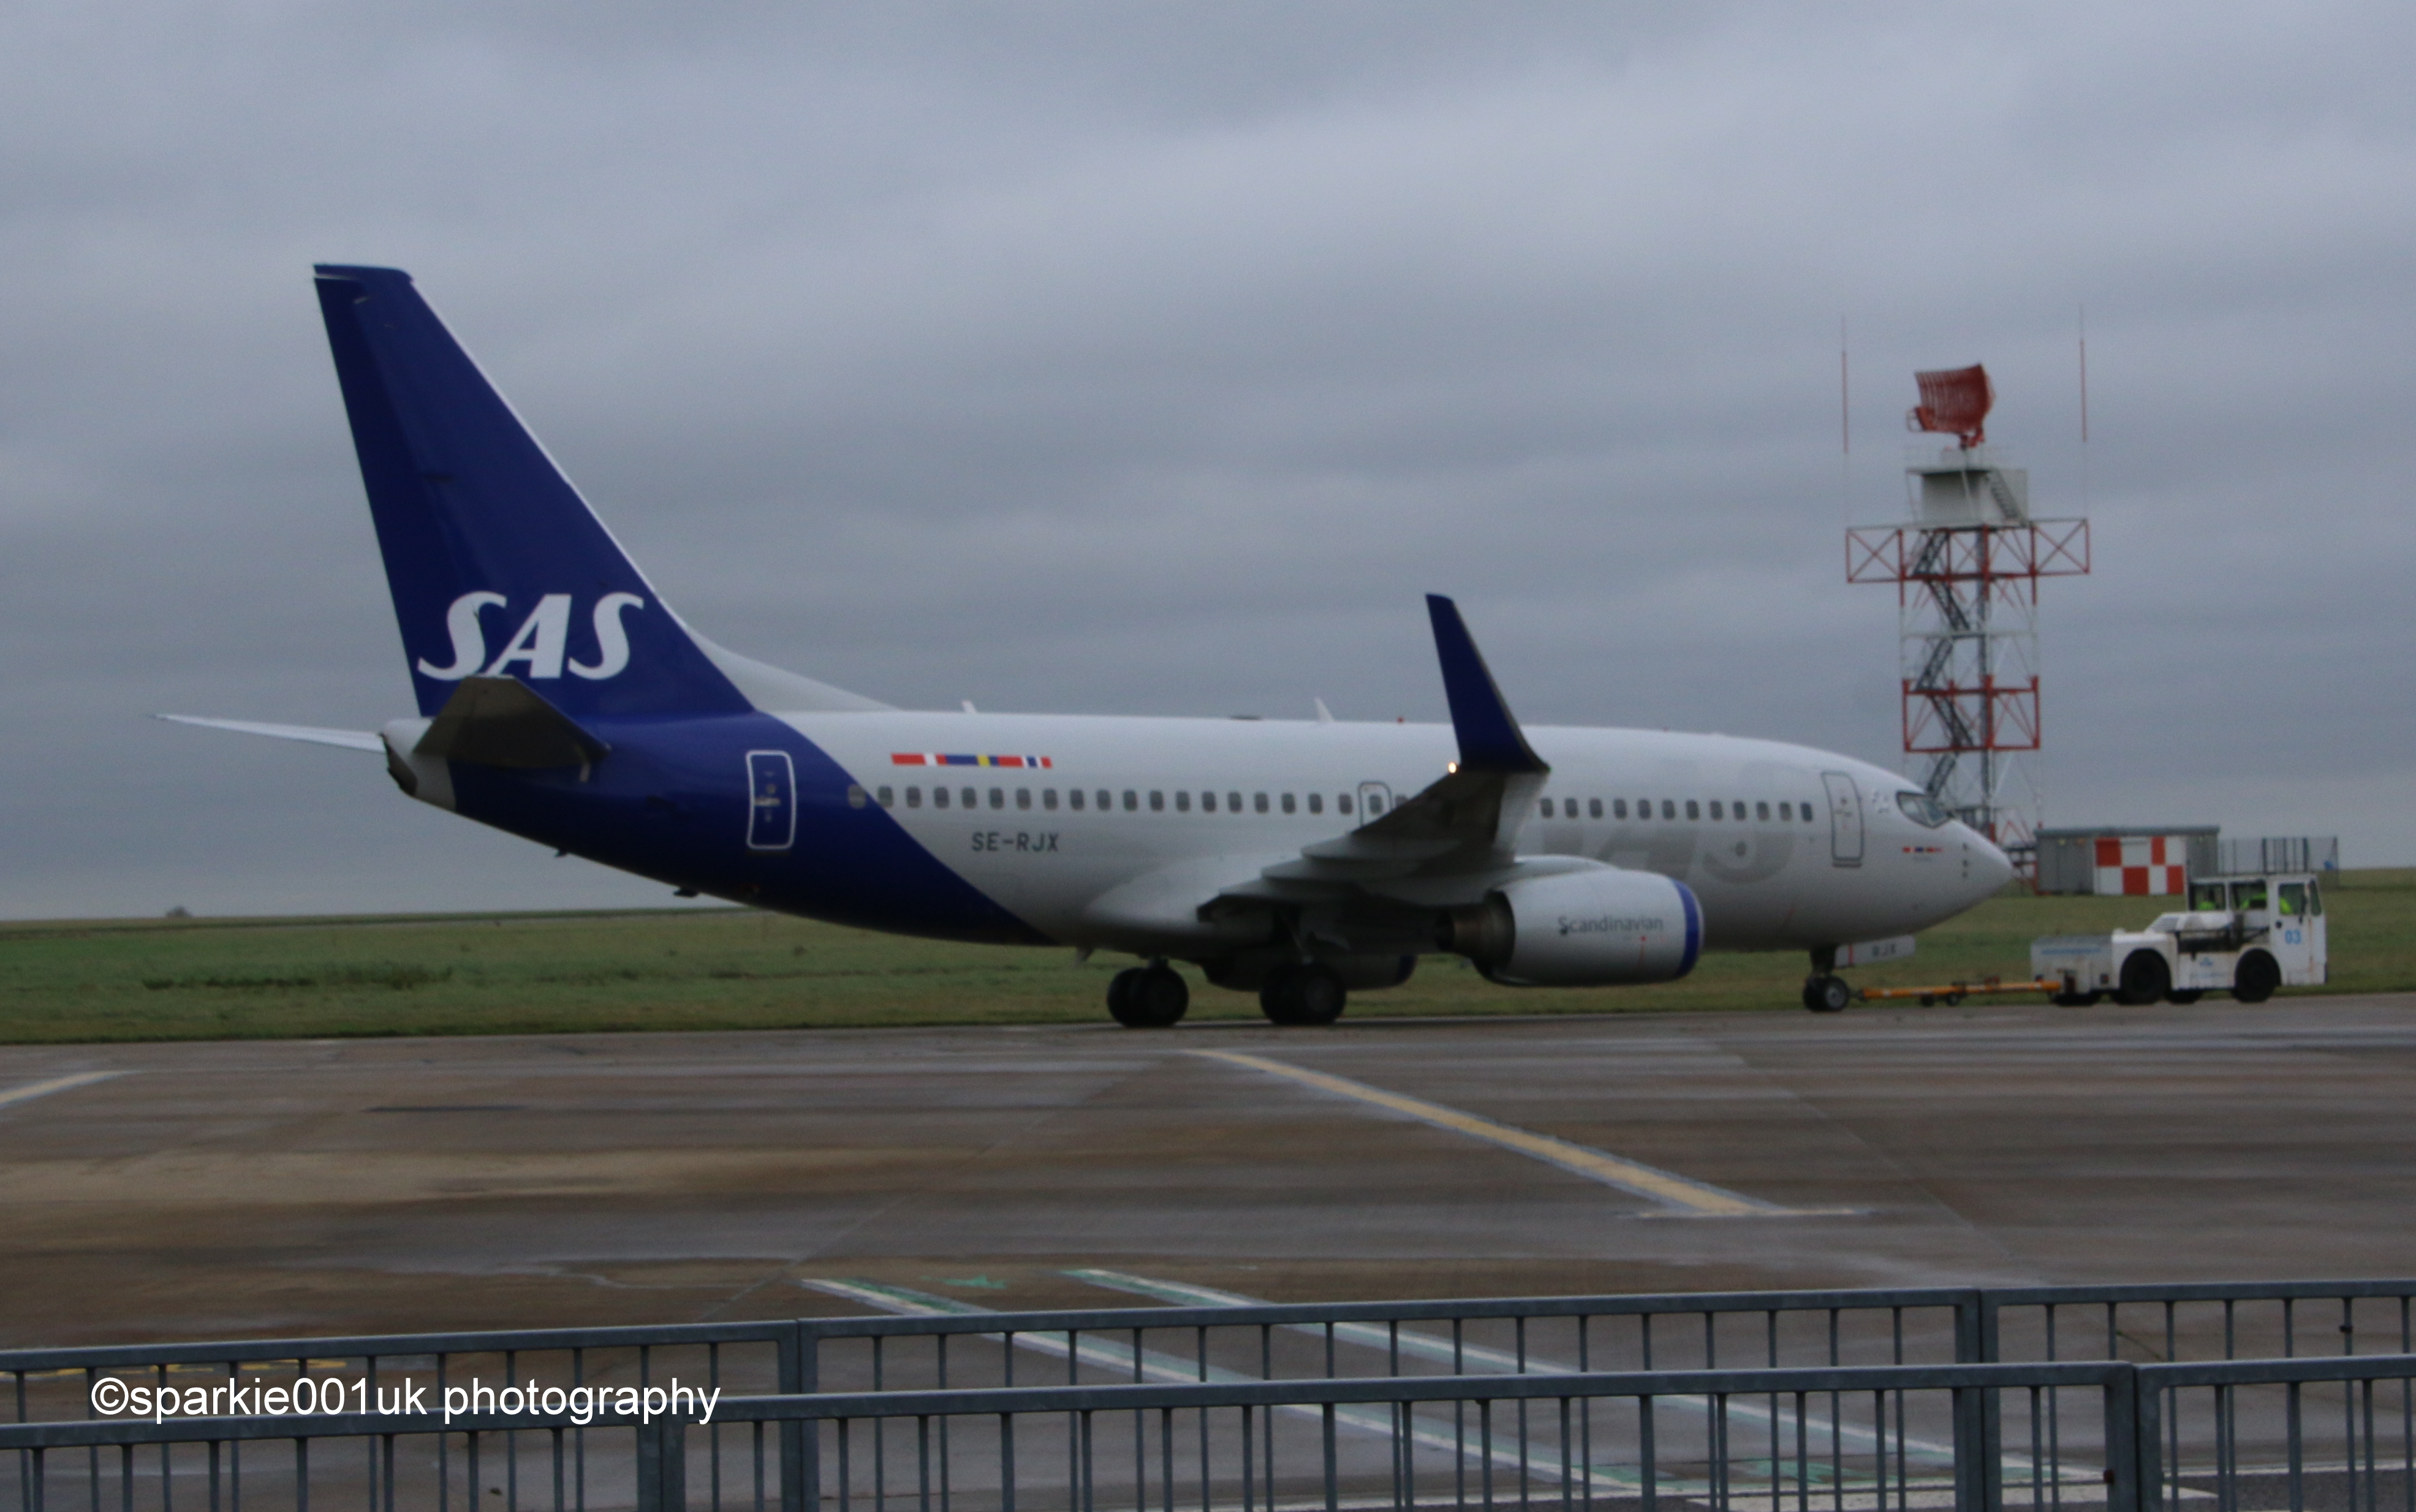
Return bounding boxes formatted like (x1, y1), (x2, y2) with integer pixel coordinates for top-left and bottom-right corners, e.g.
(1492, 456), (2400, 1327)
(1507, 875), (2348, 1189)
(1446, 762), (1458, 774)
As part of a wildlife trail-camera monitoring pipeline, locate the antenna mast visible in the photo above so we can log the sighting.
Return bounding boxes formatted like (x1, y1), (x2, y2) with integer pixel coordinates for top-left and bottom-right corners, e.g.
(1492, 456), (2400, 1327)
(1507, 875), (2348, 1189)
(1846, 365), (2091, 879)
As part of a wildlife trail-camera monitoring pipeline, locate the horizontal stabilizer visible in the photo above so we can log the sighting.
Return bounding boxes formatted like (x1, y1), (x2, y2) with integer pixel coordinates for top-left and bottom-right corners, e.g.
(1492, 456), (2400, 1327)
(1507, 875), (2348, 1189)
(413, 676), (610, 769)
(155, 715), (382, 753)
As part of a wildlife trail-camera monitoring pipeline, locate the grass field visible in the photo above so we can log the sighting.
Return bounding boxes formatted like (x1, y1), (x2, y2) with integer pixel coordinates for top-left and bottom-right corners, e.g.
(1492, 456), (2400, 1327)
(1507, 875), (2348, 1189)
(2, 872), (2409, 1045)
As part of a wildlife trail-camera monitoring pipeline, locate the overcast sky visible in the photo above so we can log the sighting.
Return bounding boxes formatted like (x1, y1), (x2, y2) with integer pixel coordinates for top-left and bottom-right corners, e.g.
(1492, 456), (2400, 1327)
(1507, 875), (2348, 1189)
(4, 2), (2411, 920)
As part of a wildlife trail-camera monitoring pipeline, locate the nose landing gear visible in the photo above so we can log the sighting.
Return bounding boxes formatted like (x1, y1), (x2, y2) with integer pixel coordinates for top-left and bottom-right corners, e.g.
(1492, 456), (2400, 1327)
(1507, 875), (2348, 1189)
(1801, 945), (1852, 1013)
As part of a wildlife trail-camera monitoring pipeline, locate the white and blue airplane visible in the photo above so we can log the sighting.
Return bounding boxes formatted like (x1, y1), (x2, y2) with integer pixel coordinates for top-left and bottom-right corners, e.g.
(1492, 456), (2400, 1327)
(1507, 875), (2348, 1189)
(168, 265), (2013, 1026)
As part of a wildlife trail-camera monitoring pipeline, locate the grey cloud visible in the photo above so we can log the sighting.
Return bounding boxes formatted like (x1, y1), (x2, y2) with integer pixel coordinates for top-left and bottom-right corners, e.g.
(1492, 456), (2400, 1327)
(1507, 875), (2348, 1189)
(4, 2), (2412, 916)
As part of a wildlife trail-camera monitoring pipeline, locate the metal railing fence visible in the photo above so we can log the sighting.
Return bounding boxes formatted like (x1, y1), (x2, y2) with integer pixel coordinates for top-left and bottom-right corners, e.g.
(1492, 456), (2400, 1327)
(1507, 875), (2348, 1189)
(8, 1283), (2416, 1512)
(12, 1353), (2415, 1512)
(13, 1280), (2415, 1428)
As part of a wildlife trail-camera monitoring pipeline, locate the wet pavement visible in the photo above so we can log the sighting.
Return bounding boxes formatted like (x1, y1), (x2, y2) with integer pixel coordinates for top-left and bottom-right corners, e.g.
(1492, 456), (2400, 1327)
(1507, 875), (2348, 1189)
(2, 996), (2412, 1346)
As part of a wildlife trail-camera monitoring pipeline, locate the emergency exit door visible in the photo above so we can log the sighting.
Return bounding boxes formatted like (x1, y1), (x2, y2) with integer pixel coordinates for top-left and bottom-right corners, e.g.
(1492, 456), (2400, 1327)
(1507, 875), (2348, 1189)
(746, 750), (797, 850)
(1822, 771), (1863, 868)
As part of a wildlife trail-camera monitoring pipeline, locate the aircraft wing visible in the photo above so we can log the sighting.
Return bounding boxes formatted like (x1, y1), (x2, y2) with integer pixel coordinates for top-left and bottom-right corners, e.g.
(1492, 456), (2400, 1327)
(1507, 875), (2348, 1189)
(155, 715), (384, 752)
(1216, 595), (1559, 911)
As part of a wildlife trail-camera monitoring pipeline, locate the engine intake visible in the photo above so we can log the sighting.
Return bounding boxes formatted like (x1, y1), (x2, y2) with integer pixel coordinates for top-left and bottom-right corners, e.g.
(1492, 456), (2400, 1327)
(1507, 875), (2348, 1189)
(1444, 867), (1700, 986)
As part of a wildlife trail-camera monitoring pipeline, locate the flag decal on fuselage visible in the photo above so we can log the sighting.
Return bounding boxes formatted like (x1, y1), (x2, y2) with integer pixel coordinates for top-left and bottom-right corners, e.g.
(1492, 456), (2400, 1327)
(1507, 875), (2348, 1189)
(891, 753), (1053, 769)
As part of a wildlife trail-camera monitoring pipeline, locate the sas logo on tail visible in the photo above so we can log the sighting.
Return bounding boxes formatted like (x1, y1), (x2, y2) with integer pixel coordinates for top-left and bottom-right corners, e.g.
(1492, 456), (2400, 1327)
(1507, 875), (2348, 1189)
(417, 592), (646, 682)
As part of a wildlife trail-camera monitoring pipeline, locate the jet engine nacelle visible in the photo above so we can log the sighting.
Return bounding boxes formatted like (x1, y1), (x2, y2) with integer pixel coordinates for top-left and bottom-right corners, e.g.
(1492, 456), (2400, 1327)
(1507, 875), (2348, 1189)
(1444, 866), (1701, 986)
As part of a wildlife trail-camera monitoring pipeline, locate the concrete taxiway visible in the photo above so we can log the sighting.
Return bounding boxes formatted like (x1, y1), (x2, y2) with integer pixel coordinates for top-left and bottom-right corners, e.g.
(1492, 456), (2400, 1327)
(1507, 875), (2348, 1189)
(1, 997), (2412, 1345)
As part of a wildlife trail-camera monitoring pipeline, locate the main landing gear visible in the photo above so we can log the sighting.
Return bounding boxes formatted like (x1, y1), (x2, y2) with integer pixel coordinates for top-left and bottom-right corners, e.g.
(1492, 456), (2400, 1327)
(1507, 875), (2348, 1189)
(1260, 963), (1347, 1026)
(1107, 962), (1189, 1028)
(1801, 946), (1852, 1013)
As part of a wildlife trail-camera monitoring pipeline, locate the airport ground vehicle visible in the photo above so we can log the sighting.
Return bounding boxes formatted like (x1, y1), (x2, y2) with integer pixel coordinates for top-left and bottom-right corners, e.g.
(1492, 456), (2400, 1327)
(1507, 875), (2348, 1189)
(2029, 872), (2327, 1005)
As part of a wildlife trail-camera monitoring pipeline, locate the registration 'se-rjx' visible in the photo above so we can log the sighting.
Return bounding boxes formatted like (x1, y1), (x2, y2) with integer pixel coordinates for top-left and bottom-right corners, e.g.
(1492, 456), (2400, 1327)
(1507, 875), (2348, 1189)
(171, 266), (2012, 1027)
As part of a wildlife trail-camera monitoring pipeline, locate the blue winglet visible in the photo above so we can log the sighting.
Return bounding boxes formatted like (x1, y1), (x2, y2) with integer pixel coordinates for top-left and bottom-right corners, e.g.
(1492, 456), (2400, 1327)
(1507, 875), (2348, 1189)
(1425, 595), (1548, 774)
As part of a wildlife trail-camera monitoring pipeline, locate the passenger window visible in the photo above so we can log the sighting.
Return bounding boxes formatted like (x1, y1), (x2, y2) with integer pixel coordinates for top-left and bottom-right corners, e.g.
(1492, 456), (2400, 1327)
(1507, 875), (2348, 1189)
(1308, 793), (1323, 815)
(1540, 798), (1554, 818)
(990, 788), (1005, 809)
(1368, 793), (1385, 815)
(1129, 790), (1143, 811)
(1229, 792), (1242, 813)
(1777, 801), (1790, 820)
(877, 786), (895, 808)
(1685, 799), (1700, 820)
(1067, 788), (1083, 811)
(1613, 799), (1628, 819)
(1803, 803), (1815, 823)
(1197, 792), (1212, 813)
(1175, 792), (1191, 813)
(1100, 790), (1113, 811)
(1662, 800), (1676, 820)
(1041, 788), (1056, 811)
(906, 786), (922, 809)
(1281, 793), (1296, 814)
(1733, 799), (1746, 818)
(934, 787), (951, 809)
(1708, 801), (1722, 820)
(1588, 798), (1602, 818)
(1756, 801), (1770, 821)
(961, 787), (977, 809)
(1338, 794), (1354, 815)
(1255, 792), (1270, 814)
(1016, 788), (1032, 811)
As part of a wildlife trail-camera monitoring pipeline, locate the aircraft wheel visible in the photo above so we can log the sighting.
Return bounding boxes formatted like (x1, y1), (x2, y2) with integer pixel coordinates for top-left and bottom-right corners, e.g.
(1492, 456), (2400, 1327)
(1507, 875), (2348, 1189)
(1802, 975), (1852, 1013)
(1109, 964), (1187, 1028)
(2231, 951), (2281, 1005)
(2167, 989), (2205, 1005)
(1261, 964), (1347, 1026)
(2114, 950), (2171, 1007)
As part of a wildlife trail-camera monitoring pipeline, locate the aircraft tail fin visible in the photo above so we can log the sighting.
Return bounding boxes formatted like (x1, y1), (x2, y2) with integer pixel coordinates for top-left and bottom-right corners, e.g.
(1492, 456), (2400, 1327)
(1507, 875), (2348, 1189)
(312, 265), (754, 719)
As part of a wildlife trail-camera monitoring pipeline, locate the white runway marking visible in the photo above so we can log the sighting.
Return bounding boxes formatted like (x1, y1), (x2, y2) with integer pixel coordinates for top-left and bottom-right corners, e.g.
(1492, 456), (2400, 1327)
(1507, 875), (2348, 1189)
(1190, 1049), (1840, 1217)
(0, 1071), (118, 1112)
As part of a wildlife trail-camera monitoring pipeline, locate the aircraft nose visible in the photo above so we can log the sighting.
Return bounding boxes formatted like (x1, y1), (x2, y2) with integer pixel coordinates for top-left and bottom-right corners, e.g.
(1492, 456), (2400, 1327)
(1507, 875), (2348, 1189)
(1967, 830), (2016, 897)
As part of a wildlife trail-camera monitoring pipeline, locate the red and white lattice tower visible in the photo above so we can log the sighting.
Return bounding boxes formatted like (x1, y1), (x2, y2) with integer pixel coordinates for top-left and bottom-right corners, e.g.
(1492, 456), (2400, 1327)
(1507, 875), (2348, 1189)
(1846, 365), (2089, 874)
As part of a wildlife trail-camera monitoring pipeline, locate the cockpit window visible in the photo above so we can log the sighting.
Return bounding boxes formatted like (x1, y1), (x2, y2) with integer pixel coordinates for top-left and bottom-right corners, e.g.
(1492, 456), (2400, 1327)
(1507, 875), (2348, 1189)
(1895, 790), (1951, 828)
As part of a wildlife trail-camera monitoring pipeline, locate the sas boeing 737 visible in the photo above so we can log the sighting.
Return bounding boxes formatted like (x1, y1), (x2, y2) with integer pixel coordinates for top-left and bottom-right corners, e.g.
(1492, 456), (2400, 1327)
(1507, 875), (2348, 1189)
(167, 265), (2013, 1026)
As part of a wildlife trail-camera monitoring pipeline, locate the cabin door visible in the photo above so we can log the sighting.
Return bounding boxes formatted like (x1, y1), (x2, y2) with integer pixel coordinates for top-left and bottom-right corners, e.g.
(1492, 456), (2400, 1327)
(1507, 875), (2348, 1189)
(1821, 771), (1864, 868)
